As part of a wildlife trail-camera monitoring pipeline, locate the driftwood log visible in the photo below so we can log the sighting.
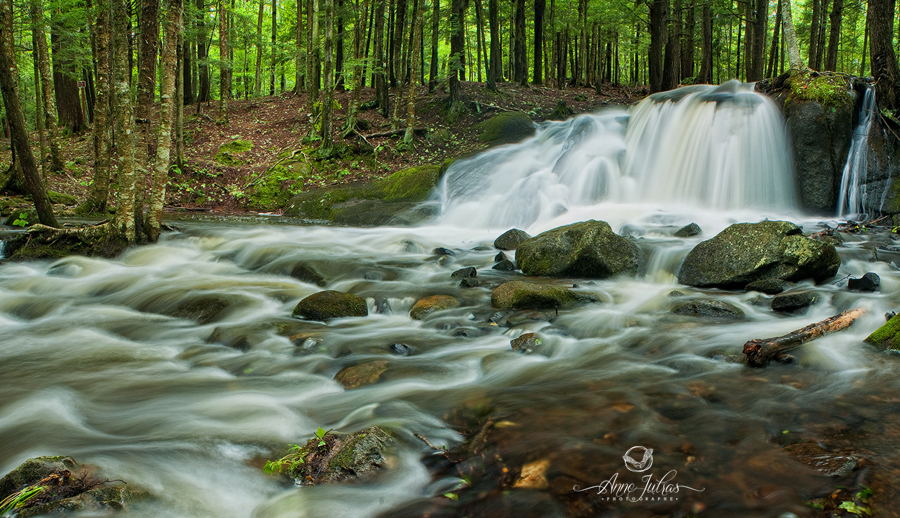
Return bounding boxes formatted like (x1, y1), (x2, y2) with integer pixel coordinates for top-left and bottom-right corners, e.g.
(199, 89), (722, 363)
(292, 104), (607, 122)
(743, 308), (866, 367)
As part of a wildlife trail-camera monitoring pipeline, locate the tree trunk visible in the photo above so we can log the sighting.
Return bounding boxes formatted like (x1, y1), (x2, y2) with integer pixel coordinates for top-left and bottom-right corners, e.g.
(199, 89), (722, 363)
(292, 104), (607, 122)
(697, 0), (711, 83)
(197, 0), (211, 103)
(487, 0), (499, 89)
(147, 0), (182, 242)
(29, 0), (64, 173)
(112, 0), (137, 241)
(373, 0), (387, 116)
(749, 0), (766, 80)
(219, 0), (229, 121)
(321, 0), (334, 151)
(136, 0), (160, 235)
(825, 0), (842, 71)
(649, 0), (668, 92)
(51, 20), (87, 134)
(269, 0), (276, 95)
(295, 0), (304, 91)
(336, 0), (344, 89)
(0, 0), (58, 227)
(392, 0), (407, 88)
(342, 0), (365, 136)
(662, 0), (681, 90)
(87, 0), (112, 213)
(808, 0), (820, 69)
(176, 31), (185, 167)
(32, 34), (48, 179)
(766, 0), (782, 78)
(183, 40), (194, 104)
(681, 1), (694, 80)
(514, 0), (526, 84)
(781, 0), (803, 70)
(254, 0), (264, 95)
(868, 0), (900, 109)
(307, 0), (322, 130)
(449, 0), (464, 102)
(815, 0), (828, 70)
(533, 0), (544, 84)
(404, 0), (423, 142)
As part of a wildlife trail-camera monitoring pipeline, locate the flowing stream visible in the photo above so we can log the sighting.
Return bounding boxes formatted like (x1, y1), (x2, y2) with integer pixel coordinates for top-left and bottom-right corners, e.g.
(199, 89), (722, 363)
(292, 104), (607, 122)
(3, 83), (900, 518)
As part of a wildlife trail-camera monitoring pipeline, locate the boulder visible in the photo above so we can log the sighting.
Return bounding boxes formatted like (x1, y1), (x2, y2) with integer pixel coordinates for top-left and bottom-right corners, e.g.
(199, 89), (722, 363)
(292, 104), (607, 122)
(293, 291), (368, 320)
(745, 278), (791, 294)
(848, 272), (880, 292)
(672, 300), (744, 319)
(771, 292), (818, 313)
(493, 260), (517, 271)
(677, 220), (841, 289)
(334, 360), (389, 389)
(494, 229), (532, 250)
(673, 223), (702, 238)
(409, 295), (460, 320)
(451, 267), (477, 278)
(511, 333), (542, 353)
(491, 281), (581, 310)
(516, 220), (643, 278)
(476, 112), (536, 146)
(864, 314), (900, 351)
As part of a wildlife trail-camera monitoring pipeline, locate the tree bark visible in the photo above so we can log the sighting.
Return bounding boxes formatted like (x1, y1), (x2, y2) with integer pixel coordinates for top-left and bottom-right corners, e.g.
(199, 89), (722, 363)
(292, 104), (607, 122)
(51, 17), (87, 134)
(373, 0), (387, 116)
(295, 0), (304, 90)
(766, 0), (782, 78)
(825, 0), (842, 71)
(197, 0), (211, 103)
(680, 1), (694, 80)
(404, 0), (423, 142)
(514, 0), (526, 84)
(0, 0), (58, 227)
(749, 0), (766, 80)
(269, 0), (276, 95)
(533, 0), (544, 84)
(307, 0), (322, 130)
(30, 0), (65, 173)
(487, 0), (499, 89)
(176, 31), (185, 167)
(808, 0), (821, 69)
(336, 0), (344, 89)
(781, 0), (803, 70)
(392, 0), (407, 88)
(868, 0), (900, 109)
(135, 0), (160, 235)
(112, 0), (137, 241)
(449, 0), (465, 101)
(697, 0), (711, 83)
(743, 308), (865, 367)
(649, 0), (668, 92)
(86, 0), (112, 213)
(147, 0), (182, 241)
(662, 0), (681, 90)
(219, 0), (229, 120)
(183, 40), (194, 104)
(254, 0), (264, 95)
(321, 0), (334, 151)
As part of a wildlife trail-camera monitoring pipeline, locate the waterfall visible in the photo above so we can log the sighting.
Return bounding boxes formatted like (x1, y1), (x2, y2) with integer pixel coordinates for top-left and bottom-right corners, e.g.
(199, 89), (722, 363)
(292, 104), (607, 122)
(837, 86), (876, 217)
(437, 80), (797, 230)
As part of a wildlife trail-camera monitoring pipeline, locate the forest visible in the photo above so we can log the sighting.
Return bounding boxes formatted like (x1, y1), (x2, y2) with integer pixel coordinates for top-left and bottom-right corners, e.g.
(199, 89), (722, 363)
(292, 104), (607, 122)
(0, 0), (899, 244)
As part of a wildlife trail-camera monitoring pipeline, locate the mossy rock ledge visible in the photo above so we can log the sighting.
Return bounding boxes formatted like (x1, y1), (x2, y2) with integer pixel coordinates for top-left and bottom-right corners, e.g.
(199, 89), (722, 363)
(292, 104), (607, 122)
(3, 226), (130, 261)
(293, 290), (368, 320)
(265, 426), (397, 486)
(676, 220), (841, 289)
(515, 220), (644, 278)
(864, 314), (900, 351)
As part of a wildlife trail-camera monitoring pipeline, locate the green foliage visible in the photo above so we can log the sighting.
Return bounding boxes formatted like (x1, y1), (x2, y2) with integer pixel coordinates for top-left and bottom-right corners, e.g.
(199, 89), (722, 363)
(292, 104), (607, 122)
(838, 500), (870, 515)
(263, 444), (307, 476)
(12, 213), (29, 227)
(316, 427), (328, 447)
(0, 484), (45, 514)
(787, 71), (854, 107)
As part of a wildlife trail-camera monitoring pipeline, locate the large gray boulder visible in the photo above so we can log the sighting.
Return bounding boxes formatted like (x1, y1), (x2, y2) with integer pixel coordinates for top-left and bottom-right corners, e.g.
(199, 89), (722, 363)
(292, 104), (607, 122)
(516, 220), (643, 278)
(677, 220), (841, 289)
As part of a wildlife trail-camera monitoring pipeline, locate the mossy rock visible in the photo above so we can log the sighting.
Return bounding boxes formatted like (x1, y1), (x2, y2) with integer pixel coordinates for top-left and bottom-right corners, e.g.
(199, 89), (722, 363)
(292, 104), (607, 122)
(283, 183), (381, 219)
(784, 70), (854, 107)
(377, 165), (442, 202)
(864, 314), (900, 351)
(3, 227), (130, 261)
(491, 281), (581, 310)
(330, 199), (427, 227)
(0, 456), (77, 501)
(476, 111), (536, 145)
(214, 139), (253, 165)
(48, 191), (77, 205)
(516, 220), (644, 278)
(293, 290), (368, 320)
(494, 228), (532, 250)
(677, 220), (841, 289)
(248, 160), (311, 210)
(334, 360), (389, 389)
(409, 295), (460, 320)
(265, 426), (396, 485)
(17, 485), (144, 517)
(4, 208), (36, 227)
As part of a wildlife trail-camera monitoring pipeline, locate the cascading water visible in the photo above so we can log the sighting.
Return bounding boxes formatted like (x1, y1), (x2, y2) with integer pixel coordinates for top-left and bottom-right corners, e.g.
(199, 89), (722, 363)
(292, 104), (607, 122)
(438, 80), (796, 230)
(838, 86), (877, 217)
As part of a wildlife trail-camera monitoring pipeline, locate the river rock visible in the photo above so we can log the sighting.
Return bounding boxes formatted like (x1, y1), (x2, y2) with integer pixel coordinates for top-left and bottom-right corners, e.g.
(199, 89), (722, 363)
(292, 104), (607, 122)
(451, 267), (477, 278)
(516, 220), (643, 278)
(848, 272), (880, 292)
(0, 456), (144, 517)
(494, 252), (509, 262)
(511, 333), (542, 353)
(493, 259), (517, 271)
(459, 278), (479, 288)
(783, 443), (857, 477)
(491, 281), (581, 309)
(494, 229), (532, 250)
(476, 111), (536, 146)
(293, 290), (368, 320)
(409, 295), (460, 320)
(745, 278), (791, 294)
(673, 222), (702, 238)
(265, 426), (396, 485)
(334, 360), (389, 389)
(672, 300), (744, 319)
(771, 292), (818, 313)
(864, 314), (900, 351)
(676, 220), (841, 289)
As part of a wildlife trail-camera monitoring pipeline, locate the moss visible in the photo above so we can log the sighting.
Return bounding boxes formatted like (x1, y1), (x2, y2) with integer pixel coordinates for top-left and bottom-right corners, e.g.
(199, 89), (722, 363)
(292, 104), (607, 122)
(248, 160), (311, 210)
(865, 314), (900, 350)
(47, 191), (77, 205)
(4, 228), (130, 261)
(377, 165), (441, 202)
(283, 183), (381, 219)
(293, 290), (368, 320)
(516, 220), (644, 278)
(214, 139), (254, 165)
(491, 281), (581, 309)
(409, 295), (460, 320)
(475, 111), (535, 144)
(786, 70), (854, 107)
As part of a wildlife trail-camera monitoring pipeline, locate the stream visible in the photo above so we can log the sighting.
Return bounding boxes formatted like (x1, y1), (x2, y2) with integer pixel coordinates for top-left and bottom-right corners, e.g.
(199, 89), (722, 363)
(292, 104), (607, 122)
(3, 82), (900, 518)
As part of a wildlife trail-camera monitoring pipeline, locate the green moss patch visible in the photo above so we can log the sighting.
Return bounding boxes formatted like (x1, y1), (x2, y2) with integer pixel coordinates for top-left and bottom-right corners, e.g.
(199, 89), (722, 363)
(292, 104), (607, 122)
(865, 314), (900, 350)
(214, 139), (254, 166)
(785, 71), (854, 108)
(476, 111), (535, 145)
(377, 165), (441, 202)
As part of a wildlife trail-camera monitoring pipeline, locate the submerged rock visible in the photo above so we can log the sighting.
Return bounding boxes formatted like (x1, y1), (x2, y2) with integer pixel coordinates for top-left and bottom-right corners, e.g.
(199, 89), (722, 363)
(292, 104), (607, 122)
(0, 456), (144, 517)
(494, 229), (532, 250)
(848, 272), (880, 292)
(451, 267), (477, 278)
(673, 222), (702, 238)
(745, 278), (791, 294)
(516, 220), (644, 278)
(265, 426), (396, 485)
(864, 314), (900, 350)
(783, 443), (857, 477)
(409, 295), (461, 320)
(677, 220), (841, 289)
(334, 360), (389, 389)
(510, 333), (542, 353)
(491, 281), (582, 310)
(293, 291), (368, 320)
(771, 292), (818, 313)
(492, 259), (517, 271)
(672, 300), (744, 319)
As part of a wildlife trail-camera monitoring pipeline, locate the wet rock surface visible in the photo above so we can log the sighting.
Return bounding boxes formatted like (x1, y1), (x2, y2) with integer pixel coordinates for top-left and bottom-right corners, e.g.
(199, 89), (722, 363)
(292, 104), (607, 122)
(516, 220), (644, 278)
(410, 295), (461, 320)
(491, 281), (582, 310)
(771, 291), (818, 313)
(494, 229), (532, 250)
(293, 290), (369, 320)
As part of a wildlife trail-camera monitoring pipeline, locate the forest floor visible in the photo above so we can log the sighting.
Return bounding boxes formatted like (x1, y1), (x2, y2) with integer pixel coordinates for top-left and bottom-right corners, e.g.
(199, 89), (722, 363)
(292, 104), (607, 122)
(2, 80), (645, 218)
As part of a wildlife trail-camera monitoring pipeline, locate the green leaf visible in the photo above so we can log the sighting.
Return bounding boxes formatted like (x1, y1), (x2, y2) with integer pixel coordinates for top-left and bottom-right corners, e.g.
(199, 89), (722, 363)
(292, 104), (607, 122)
(316, 426), (327, 438)
(839, 501), (870, 515)
(443, 492), (458, 501)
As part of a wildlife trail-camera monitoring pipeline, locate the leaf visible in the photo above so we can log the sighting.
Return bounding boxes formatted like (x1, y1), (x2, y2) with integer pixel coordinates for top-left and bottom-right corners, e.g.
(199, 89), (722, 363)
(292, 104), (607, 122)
(443, 492), (458, 501)
(839, 501), (870, 515)
(316, 427), (327, 438)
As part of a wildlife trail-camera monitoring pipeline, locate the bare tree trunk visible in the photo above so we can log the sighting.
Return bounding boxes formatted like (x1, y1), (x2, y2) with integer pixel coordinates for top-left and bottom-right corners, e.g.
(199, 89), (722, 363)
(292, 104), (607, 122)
(182, 40), (193, 104)
(295, 0), (304, 91)
(254, 0), (264, 95)
(51, 19), (87, 134)
(429, 0), (439, 90)
(336, 0), (344, 89)
(31, 33), (48, 179)
(404, 0), (422, 142)
(0, 0), (58, 227)
(681, 1), (694, 80)
(649, 0), (668, 92)
(147, 0), (182, 242)
(30, 0), (65, 173)
(743, 309), (864, 367)
(197, 0), (211, 103)
(662, 0), (681, 90)
(868, 0), (900, 109)
(342, 0), (365, 136)
(766, 0), (782, 77)
(87, 0), (112, 213)
(825, 0), (842, 71)
(307, 0), (321, 131)
(808, 0), (821, 68)
(321, 0), (334, 151)
(697, 0), (711, 83)
(449, 0), (465, 102)
(176, 31), (185, 167)
(749, 0), (766, 80)
(113, 0), (137, 241)
(269, 0), (276, 95)
(136, 0), (160, 236)
(373, 0), (387, 116)
(533, 0), (544, 84)
(219, 0), (229, 121)
(515, 0), (526, 84)
(815, 0), (828, 70)
(487, 0), (499, 89)
(781, 0), (803, 69)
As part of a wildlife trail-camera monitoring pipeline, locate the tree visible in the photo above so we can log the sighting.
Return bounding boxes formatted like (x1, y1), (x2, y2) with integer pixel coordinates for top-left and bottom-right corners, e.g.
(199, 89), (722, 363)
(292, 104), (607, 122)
(428, 0), (439, 90)
(486, 0), (499, 89)
(649, 0), (668, 92)
(85, 0), (112, 213)
(449, 0), (465, 101)
(136, 0), (160, 233)
(321, 0), (334, 151)
(697, 0), (711, 83)
(748, 0), (766, 80)
(373, 0), (387, 116)
(197, 0), (211, 103)
(533, 0), (544, 84)
(825, 0), (842, 71)
(0, 0), (58, 227)
(29, 0), (65, 173)
(219, 0), (230, 121)
(662, 0), (681, 90)
(867, 0), (900, 109)
(307, 0), (321, 132)
(112, 0), (138, 241)
(148, 0), (183, 241)
(254, 0), (264, 95)
(781, 0), (803, 70)
(404, 0), (423, 142)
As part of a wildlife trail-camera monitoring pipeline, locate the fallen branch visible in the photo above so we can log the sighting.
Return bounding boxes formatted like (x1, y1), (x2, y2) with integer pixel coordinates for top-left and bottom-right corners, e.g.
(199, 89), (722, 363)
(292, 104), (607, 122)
(363, 128), (426, 139)
(742, 308), (866, 367)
